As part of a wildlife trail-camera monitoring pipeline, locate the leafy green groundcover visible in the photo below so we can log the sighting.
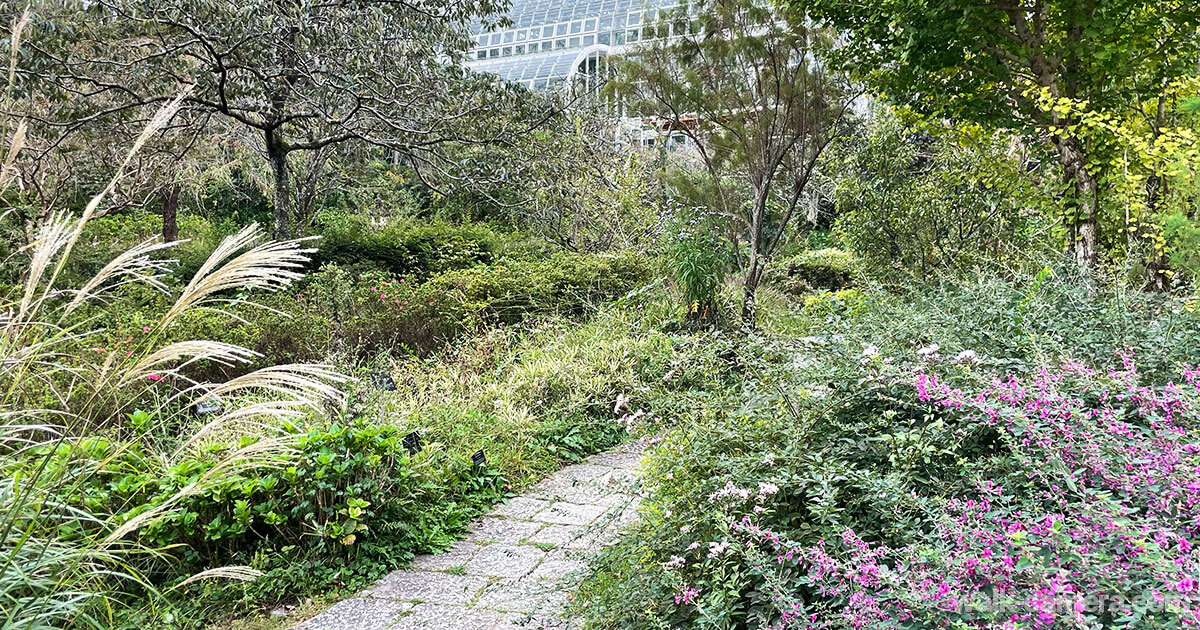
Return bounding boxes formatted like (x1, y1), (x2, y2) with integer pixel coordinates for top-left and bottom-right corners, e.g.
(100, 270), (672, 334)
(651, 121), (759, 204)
(12, 420), (503, 627)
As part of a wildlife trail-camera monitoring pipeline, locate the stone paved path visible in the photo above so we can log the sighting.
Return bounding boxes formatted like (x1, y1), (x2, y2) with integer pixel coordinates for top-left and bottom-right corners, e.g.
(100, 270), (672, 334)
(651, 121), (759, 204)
(293, 441), (644, 630)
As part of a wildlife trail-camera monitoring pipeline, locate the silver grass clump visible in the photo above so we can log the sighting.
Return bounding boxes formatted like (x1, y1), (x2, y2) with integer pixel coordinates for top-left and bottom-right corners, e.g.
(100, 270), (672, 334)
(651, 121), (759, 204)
(0, 11), (347, 626)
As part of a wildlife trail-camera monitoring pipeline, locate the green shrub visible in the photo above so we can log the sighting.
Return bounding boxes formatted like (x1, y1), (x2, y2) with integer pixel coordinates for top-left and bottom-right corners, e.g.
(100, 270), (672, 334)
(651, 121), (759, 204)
(157, 253), (653, 367)
(11, 419), (504, 620)
(767, 248), (857, 295)
(830, 113), (1057, 280)
(403, 252), (652, 348)
(665, 215), (726, 325)
(310, 213), (506, 278)
(575, 273), (1200, 629)
(1164, 211), (1200, 281)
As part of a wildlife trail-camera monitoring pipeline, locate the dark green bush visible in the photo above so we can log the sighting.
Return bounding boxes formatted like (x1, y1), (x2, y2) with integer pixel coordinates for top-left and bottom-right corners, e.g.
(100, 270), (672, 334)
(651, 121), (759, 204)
(405, 252), (653, 346)
(310, 213), (506, 279)
(767, 248), (857, 295)
(148, 252), (653, 370)
(830, 114), (1057, 280)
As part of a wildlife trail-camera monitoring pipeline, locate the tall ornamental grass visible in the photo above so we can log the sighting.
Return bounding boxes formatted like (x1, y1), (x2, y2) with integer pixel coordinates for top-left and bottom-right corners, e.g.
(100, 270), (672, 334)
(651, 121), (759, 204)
(0, 15), (345, 626)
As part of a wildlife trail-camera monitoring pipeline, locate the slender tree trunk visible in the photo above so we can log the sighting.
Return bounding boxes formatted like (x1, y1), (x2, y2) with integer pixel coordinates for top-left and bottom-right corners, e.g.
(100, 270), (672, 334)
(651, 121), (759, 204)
(741, 256), (764, 325)
(161, 184), (180, 242)
(1051, 134), (1099, 268)
(741, 192), (768, 326)
(266, 132), (292, 239)
(267, 4), (298, 240)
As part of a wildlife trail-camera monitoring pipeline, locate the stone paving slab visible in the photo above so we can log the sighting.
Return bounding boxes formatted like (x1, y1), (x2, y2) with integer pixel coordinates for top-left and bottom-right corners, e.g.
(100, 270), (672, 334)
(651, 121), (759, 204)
(364, 571), (489, 605)
(467, 517), (544, 544)
(410, 540), (480, 571)
(292, 599), (413, 630)
(391, 604), (503, 630)
(292, 441), (645, 630)
(467, 544), (546, 578)
(531, 501), (607, 526)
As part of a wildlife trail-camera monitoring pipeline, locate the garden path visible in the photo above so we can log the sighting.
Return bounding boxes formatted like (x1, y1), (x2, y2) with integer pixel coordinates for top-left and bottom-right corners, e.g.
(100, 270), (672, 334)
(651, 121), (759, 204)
(292, 441), (644, 630)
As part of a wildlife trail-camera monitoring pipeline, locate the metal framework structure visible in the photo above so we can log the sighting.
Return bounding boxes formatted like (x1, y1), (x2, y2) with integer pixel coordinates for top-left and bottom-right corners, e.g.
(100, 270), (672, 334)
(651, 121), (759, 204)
(465, 0), (678, 92)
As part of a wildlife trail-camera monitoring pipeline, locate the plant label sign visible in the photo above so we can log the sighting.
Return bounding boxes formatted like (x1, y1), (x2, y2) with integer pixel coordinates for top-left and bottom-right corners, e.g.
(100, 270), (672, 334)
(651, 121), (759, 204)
(369, 372), (396, 391)
(403, 430), (422, 454)
(192, 400), (223, 416)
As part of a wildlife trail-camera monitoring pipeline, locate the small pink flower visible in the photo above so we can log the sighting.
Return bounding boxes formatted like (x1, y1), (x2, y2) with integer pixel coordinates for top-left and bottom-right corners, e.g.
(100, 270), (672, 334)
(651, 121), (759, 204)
(142, 325), (150, 333)
(674, 586), (699, 605)
(146, 374), (163, 382)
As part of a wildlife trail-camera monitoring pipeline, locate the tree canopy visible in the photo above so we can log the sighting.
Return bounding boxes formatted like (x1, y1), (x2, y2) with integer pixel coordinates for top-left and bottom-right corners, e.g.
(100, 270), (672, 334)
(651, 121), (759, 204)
(9, 0), (530, 237)
(793, 0), (1200, 267)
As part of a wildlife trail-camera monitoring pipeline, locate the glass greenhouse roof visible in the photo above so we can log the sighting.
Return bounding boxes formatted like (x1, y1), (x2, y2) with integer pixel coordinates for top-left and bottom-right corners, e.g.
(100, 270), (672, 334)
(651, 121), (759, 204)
(465, 0), (679, 90)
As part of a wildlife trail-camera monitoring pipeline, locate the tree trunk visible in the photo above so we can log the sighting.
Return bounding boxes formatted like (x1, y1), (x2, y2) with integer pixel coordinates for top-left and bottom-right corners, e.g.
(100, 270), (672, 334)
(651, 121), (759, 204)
(741, 191), (768, 326)
(1051, 134), (1099, 268)
(161, 184), (180, 242)
(741, 256), (764, 325)
(266, 132), (292, 239)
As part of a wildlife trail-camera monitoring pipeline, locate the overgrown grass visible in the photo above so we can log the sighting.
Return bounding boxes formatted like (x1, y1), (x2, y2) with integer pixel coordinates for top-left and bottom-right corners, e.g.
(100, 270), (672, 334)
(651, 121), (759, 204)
(370, 304), (677, 490)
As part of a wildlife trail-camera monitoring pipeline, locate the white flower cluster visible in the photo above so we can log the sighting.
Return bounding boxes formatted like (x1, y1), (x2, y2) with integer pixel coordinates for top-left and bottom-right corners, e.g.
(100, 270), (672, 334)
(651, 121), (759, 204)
(757, 481), (780, 498)
(709, 481), (752, 503)
(955, 349), (980, 365)
(708, 540), (731, 558)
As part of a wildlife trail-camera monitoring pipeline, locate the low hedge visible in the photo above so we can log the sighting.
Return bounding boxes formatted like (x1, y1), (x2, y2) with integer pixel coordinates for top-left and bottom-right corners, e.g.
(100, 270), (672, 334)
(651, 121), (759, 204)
(767, 248), (857, 295)
(309, 215), (505, 279)
(407, 252), (653, 342)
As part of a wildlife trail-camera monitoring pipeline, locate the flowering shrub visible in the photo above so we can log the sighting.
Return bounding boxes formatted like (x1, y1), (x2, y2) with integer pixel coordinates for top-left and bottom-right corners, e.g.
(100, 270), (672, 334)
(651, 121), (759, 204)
(731, 359), (1200, 628)
(575, 276), (1200, 629)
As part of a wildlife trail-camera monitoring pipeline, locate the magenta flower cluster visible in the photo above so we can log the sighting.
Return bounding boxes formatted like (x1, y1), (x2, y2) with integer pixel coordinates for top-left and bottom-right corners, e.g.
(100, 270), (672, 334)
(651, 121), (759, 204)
(734, 357), (1200, 629)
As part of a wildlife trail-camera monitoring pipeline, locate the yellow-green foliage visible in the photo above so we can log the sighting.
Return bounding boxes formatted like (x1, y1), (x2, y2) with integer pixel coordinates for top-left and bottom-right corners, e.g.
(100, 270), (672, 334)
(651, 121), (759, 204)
(767, 248), (857, 295)
(801, 288), (864, 318)
(409, 252), (652, 343)
(373, 307), (674, 489)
